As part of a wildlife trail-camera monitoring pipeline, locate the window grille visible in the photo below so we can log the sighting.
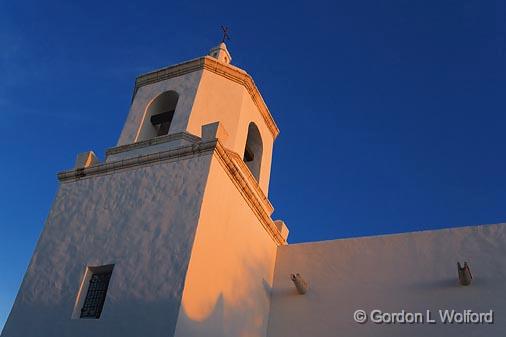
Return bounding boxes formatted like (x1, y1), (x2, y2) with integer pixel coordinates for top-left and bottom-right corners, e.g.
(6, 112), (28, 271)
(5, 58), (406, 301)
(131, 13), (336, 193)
(80, 270), (112, 319)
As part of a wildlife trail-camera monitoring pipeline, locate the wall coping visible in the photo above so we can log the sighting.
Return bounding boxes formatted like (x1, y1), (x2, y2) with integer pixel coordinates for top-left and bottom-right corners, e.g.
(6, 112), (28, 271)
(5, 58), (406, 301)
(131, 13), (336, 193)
(105, 131), (201, 156)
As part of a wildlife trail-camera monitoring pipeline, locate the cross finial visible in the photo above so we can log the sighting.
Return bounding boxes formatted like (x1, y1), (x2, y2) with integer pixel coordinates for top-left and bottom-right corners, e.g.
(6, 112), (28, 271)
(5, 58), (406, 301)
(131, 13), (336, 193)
(221, 25), (230, 43)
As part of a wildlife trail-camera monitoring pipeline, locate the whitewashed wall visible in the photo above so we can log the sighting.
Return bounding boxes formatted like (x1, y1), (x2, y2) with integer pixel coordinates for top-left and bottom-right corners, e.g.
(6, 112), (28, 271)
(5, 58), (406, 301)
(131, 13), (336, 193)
(187, 69), (275, 195)
(116, 65), (275, 196)
(117, 70), (203, 146)
(173, 154), (279, 337)
(267, 223), (506, 337)
(2, 153), (212, 337)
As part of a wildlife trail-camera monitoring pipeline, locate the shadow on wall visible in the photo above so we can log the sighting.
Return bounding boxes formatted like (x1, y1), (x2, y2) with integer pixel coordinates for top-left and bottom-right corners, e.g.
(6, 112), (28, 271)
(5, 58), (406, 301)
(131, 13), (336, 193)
(176, 287), (272, 337)
(1, 297), (183, 337)
(175, 247), (274, 337)
(177, 294), (227, 337)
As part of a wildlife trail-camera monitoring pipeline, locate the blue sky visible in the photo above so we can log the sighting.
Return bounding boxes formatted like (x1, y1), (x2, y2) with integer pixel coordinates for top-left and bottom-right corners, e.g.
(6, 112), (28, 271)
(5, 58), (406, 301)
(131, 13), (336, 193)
(1, 0), (505, 330)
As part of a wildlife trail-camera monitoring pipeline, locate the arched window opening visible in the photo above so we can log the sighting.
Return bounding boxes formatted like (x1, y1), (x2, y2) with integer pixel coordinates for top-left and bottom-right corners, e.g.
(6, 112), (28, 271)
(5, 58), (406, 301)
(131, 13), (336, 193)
(243, 122), (263, 182)
(138, 91), (179, 141)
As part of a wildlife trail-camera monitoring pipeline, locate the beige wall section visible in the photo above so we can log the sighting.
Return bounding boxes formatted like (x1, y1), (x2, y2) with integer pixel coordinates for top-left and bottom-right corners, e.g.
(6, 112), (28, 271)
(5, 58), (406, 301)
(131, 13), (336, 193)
(116, 70), (204, 146)
(2, 154), (213, 337)
(267, 223), (506, 337)
(173, 153), (279, 337)
(185, 70), (243, 145)
(235, 86), (274, 195)
(187, 69), (275, 195)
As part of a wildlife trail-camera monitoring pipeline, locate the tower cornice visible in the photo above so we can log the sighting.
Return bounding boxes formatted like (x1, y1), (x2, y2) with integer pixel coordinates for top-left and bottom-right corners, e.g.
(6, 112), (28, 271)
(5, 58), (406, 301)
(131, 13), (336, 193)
(213, 142), (285, 245)
(134, 56), (280, 139)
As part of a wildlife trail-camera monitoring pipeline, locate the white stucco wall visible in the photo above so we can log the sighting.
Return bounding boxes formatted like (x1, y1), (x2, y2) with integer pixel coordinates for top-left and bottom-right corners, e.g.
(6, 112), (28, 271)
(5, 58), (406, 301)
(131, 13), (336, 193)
(173, 153), (278, 337)
(185, 69), (244, 147)
(267, 223), (506, 337)
(2, 153), (213, 337)
(186, 69), (275, 195)
(234, 85), (274, 195)
(116, 65), (275, 196)
(117, 70), (204, 146)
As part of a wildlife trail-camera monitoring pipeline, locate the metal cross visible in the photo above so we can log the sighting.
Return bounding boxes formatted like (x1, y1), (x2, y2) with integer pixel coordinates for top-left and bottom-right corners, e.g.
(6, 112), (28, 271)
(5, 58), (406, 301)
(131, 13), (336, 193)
(221, 26), (230, 43)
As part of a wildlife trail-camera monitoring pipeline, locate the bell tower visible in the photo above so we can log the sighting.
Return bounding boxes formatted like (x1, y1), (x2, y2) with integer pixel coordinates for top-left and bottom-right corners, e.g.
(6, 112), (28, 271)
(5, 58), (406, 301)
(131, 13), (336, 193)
(2, 43), (289, 337)
(114, 41), (279, 194)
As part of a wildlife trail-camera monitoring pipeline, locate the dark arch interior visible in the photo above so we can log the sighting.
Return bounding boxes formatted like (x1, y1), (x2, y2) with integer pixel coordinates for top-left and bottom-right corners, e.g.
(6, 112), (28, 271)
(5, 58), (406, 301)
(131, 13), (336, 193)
(138, 91), (179, 141)
(243, 122), (263, 182)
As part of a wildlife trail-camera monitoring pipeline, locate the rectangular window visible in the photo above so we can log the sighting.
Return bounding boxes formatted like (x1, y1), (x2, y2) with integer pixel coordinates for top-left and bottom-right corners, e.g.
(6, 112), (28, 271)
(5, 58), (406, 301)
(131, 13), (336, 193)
(79, 265), (114, 319)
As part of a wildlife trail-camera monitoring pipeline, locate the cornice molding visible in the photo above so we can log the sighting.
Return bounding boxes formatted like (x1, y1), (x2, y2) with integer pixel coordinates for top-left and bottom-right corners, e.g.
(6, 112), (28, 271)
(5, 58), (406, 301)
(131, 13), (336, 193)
(106, 132), (201, 156)
(213, 141), (284, 246)
(134, 57), (280, 139)
(58, 141), (216, 182)
(225, 150), (274, 215)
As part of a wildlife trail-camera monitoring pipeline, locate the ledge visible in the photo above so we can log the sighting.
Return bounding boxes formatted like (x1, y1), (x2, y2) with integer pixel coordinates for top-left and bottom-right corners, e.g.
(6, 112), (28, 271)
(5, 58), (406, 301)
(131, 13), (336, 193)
(214, 141), (284, 245)
(58, 140), (217, 182)
(225, 150), (274, 215)
(105, 132), (201, 156)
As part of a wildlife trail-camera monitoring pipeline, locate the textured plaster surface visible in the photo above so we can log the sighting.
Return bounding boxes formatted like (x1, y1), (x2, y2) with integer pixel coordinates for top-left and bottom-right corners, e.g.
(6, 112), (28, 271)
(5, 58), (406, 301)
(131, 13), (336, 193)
(186, 69), (274, 195)
(116, 65), (274, 196)
(106, 137), (196, 162)
(235, 88), (274, 194)
(2, 153), (212, 337)
(117, 70), (203, 146)
(173, 154), (278, 337)
(267, 223), (506, 337)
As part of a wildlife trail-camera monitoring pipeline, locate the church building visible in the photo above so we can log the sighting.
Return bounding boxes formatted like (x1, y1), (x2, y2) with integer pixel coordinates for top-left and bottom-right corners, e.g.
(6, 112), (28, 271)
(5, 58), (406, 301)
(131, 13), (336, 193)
(2, 42), (506, 337)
